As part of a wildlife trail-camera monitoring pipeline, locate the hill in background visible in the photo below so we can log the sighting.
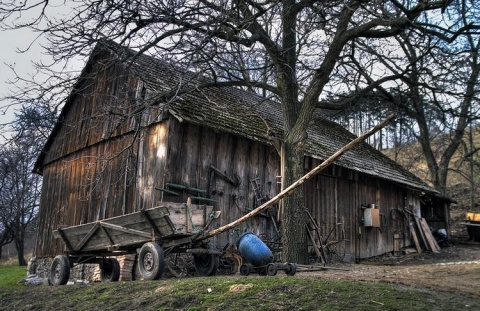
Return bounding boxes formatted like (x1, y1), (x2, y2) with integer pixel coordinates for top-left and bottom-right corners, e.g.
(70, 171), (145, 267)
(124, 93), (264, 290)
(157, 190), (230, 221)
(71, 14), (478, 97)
(383, 126), (480, 240)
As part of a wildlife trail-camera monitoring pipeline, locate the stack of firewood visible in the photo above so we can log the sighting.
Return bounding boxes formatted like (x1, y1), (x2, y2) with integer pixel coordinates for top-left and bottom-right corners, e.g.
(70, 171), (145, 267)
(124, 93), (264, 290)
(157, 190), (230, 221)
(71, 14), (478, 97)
(92, 266), (101, 282)
(118, 255), (136, 281)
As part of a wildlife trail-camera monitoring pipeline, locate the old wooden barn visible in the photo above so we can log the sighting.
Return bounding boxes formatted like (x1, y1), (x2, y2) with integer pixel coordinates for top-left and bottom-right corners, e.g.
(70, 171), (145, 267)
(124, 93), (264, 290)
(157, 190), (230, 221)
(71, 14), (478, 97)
(33, 40), (449, 264)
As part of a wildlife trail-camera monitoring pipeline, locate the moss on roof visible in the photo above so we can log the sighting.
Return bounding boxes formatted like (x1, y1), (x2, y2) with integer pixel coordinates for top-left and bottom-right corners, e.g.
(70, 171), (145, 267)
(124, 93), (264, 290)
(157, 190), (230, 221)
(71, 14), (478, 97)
(37, 40), (437, 194)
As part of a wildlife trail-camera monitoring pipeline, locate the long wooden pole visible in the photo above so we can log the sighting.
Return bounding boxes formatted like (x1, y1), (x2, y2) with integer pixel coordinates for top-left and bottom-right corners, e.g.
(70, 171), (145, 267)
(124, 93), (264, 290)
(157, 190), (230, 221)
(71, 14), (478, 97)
(202, 114), (396, 239)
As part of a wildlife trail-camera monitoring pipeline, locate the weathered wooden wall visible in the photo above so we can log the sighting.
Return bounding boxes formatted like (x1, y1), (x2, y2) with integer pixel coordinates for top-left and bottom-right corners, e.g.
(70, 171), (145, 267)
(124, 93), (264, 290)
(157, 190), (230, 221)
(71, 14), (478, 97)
(304, 158), (412, 261)
(35, 49), (419, 260)
(159, 118), (280, 246)
(42, 52), (144, 166)
(35, 114), (280, 256)
(35, 135), (139, 257)
(36, 107), (417, 259)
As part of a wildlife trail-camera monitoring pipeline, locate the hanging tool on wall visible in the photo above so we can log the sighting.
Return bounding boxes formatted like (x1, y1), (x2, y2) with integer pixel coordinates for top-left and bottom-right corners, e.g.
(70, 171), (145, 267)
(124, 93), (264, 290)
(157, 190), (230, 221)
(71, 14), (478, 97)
(249, 176), (280, 237)
(250, 177), (266, 206)
(210, 165), (240, 187)
(207, 165), (239, 200)
(156, 183), (217, 204)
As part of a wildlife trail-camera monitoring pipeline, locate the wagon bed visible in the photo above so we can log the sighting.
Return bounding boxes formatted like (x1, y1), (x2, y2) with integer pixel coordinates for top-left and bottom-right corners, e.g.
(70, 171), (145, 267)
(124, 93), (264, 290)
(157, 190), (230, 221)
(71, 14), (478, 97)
(49, 201), (220, 285)
(53, 202), (214, 254)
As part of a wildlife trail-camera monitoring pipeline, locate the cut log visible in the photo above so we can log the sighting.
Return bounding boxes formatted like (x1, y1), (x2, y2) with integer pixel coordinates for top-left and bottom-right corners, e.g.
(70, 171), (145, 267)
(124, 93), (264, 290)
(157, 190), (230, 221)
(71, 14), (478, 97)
(201, 114), (396, 240)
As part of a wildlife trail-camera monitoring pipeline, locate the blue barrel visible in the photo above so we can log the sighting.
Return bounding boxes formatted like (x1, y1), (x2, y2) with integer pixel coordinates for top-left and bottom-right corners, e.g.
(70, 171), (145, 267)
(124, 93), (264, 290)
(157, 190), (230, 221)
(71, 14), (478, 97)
(237, 232), (274, 267)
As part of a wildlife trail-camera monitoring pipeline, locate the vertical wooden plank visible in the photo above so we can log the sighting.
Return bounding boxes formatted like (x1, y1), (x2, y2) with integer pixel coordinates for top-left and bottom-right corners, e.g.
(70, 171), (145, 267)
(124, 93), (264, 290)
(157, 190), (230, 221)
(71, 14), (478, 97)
(122, 134), (138, 215)
(153, 122), (169, 205)
(419, 218), (441, 253)
(409, 221), (422, 253)
(414, 216), (429, 251)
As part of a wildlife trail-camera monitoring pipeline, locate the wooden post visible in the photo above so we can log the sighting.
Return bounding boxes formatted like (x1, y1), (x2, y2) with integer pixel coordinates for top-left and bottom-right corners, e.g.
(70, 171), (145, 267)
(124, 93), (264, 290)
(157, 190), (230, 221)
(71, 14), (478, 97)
(200, 114), (396, 240)
(186, 197), (193, 233)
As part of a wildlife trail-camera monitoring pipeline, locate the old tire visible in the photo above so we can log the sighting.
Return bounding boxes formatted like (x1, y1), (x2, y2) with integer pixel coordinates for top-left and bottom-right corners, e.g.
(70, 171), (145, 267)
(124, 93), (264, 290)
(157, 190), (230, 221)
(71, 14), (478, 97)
(193, 243), (219, 276)
(138, 242), (165, 280)
(49, 255), (70, 286)
(100, 258), (120, 282)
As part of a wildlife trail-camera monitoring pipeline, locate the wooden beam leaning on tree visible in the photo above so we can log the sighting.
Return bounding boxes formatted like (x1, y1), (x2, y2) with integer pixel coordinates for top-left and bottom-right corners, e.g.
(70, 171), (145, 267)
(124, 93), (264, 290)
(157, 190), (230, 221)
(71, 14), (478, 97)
(201, 114), (397, 240)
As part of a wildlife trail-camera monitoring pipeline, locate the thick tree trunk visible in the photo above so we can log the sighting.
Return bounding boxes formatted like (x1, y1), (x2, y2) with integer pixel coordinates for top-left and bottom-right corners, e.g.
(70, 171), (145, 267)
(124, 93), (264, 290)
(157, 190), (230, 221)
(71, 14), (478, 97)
(281, 140), (308, 263)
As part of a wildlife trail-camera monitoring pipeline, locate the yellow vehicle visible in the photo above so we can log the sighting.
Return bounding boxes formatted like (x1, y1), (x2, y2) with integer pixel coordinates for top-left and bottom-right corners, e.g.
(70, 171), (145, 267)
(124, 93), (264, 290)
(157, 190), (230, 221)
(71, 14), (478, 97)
(464, 211), (480, 242)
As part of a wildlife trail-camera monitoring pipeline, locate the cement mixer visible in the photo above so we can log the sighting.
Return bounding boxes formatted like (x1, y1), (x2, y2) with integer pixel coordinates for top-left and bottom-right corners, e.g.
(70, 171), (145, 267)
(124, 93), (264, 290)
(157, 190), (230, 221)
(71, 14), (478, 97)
(236, 232), (296, 276)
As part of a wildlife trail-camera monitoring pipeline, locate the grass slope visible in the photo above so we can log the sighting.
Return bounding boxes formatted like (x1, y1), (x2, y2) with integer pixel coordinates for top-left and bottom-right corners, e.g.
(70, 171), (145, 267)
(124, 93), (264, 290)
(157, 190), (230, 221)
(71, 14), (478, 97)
(0, 265), (27, 290)
(1, 270), (479, 311)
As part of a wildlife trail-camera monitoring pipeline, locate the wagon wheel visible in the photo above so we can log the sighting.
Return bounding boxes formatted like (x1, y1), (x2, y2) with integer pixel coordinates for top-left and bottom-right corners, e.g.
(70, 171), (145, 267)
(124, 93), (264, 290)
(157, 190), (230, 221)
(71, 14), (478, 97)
(222, 256), (240, 274)
(325, 240), (346, 263)
(266, 263), (278, 276)
(165, 253), (190, 278)
(100, 258), (120, 282)
(138, 242), (165, 280)
(239, 264), (250, 276)
(323, 221), (346, 264)
(285, 262), (297, 276)
(49, 255), (70, 286)
(193, 243), (219, 276)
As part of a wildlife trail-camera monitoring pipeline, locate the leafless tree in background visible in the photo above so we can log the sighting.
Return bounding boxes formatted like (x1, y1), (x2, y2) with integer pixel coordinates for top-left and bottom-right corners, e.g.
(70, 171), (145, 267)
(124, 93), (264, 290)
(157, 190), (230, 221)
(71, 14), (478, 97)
(0, 123), (42, 265)
(328, 1), (480, 199)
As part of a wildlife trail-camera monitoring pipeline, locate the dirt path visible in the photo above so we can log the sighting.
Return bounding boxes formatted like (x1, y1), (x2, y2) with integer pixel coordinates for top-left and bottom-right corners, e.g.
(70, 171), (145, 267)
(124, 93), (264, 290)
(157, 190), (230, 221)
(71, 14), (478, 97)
(301, 242), (480, 298)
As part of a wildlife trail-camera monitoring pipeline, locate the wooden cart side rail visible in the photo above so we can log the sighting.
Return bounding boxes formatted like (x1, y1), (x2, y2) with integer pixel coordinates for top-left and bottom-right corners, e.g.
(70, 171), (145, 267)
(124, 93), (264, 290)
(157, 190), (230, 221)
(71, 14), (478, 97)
(55, 228), (75, 253)
(99, 222), (153, 239)
(57, 221), (156, 253)
(140, 208), (163, 237)
(100, 225), (116, 246)
(52, 206), (174, 253)
(76, 222), (101, 251)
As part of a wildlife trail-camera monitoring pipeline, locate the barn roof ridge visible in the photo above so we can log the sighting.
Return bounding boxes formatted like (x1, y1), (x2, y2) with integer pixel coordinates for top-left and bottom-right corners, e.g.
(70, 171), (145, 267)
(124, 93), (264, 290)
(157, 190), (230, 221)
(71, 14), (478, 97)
(35, 40), (438, 195)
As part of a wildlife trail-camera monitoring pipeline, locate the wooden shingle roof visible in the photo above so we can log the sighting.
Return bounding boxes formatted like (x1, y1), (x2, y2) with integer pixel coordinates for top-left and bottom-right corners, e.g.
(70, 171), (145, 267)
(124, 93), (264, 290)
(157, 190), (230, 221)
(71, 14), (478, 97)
(114, 42), (436, 194)
(38, 40), (438, 195)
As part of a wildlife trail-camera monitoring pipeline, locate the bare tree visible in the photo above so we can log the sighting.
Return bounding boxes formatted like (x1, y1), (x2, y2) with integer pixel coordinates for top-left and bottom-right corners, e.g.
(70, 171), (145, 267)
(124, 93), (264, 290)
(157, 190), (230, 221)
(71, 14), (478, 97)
(335, 0), (480, 197)
(1, 0), (475, 262)
(0, 217), (14, 260)
(0, 107), (43, 265)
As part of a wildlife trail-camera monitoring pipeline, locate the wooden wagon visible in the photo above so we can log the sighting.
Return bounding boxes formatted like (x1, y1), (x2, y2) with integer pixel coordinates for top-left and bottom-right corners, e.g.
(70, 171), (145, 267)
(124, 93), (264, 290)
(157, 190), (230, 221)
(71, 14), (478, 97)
(49, 200), (221, 285)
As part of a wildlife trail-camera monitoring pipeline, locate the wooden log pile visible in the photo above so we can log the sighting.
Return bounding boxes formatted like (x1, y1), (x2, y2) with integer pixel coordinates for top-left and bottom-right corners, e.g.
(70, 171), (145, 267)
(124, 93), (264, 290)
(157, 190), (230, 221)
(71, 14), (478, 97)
(91, 255), (136, 282)
(92, 266), (101, 282)
(118, 254), (136, 281)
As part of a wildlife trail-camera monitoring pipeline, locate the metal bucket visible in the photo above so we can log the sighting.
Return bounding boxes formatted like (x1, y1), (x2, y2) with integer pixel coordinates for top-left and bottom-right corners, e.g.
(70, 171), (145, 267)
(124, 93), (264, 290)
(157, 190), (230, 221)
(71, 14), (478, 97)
(237, 232), (274, 267)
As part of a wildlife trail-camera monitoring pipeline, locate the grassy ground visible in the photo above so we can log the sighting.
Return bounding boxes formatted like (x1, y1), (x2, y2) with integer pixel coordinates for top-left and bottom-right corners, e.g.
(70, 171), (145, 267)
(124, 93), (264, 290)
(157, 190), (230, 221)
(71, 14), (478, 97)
(0, 265), (27, 290)
(0, 266), (478, 311)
